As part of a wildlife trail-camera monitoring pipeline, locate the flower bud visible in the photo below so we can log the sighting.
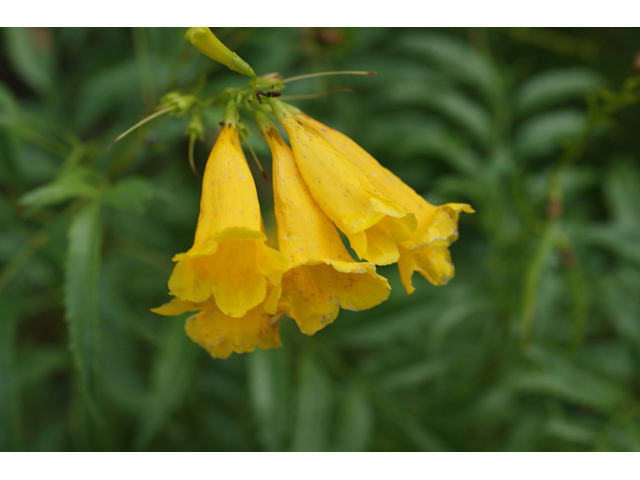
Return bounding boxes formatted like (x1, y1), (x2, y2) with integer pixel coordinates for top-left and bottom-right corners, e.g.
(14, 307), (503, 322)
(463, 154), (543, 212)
(185, 27), (256, 79)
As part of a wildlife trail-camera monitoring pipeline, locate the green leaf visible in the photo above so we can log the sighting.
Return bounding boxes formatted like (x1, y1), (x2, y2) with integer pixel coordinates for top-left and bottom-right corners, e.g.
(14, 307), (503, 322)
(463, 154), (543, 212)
(3, 28), (54, 93)
(102, 176), (160, 214)
(0, 304), (21, 451)
(17, 346), (70, 388)
(64, 201), (103, 412)
(291, 353), (332, 452)
(387, 84), (493, 148)
(514, 109), (587, 159)
(247, 347), (290, 451)
(579, 225), (640, 267)
(603, 159), (640, 232)
(511, 346), (629, 413)
(334, 383), (373, 452)
(20, 167), (102, 215)
(600, 268), (640, 350)
(136, 317), (198, 448)
(399, 32), (503, 106)
(515, 68), (603, 116)
(545, 418), (597, 446)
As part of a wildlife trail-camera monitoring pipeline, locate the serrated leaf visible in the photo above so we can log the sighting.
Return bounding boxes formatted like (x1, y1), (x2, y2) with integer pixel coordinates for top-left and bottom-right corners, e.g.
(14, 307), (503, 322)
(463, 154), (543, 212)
(515, 68), (603, 116)
(0, 304), (21, 451)
(546, 418), (598, 446)
(512, 346), (629, 413)
(334, 383), (373, 452)
(3, 28), (54, 93)
(387, 85), (493, 148)
(73, 59), (141, 131)
(580, 225), (640, 267)
(514, 109), (587, 159)
(603, 160), (640, 232)
(247, 347), (290, 452)
(136, 317), (198, 448)
(20, 168), (102, 215)
(17, 346), (70, 388)
(399, 33), (503, 106)
(64, 201), (103, 412)
(600, 268), (640, 349)
(291, 353), (332, 452)
(102, 176), (160, 214)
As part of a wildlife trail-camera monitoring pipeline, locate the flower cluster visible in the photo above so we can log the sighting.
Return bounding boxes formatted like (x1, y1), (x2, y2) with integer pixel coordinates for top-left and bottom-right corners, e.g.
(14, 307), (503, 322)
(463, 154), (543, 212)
(152, 28), (474, 359)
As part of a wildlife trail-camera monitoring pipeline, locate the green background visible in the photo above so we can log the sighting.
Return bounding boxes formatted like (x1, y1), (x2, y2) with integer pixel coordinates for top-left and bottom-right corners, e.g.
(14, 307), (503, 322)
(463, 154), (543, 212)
(1, 27), (640, 451)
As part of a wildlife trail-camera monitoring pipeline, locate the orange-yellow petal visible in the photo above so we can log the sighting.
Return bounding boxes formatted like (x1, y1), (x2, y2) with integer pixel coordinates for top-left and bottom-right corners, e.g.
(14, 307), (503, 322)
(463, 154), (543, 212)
(273, 102), (416, 265)
(163, 124), (288, 317)
(293, 111), (474, 292)
(185, 305), (282, 359)
(262, 122), (390, 335)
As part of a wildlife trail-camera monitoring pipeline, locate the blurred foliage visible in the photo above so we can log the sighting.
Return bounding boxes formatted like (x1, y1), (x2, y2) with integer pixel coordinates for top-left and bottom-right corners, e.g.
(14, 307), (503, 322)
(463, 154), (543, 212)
(1, 27), (640, 452)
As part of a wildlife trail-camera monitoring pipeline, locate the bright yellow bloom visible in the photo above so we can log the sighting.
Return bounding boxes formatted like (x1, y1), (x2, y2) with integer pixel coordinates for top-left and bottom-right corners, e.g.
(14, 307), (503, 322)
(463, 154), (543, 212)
(272, 102), (417, 266)
(184, 27), (256, 79)
(291, 109), (474, 294)
(162, 123), (288, 318)
(260, 119), (390, 335)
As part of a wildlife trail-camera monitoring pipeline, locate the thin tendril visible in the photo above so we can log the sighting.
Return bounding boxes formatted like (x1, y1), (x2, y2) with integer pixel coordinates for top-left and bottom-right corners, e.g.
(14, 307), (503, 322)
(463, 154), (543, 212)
(282, 71), (376, 84)
(107, 107), (173, 151)
(281, 87), (353, 100)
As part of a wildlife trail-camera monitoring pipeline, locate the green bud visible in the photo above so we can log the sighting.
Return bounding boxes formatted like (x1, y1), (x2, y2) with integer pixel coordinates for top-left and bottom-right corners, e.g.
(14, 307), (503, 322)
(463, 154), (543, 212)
(185, 28), (256, 79)
(186, 111), (204, 141)
(160, 92), (198, 116)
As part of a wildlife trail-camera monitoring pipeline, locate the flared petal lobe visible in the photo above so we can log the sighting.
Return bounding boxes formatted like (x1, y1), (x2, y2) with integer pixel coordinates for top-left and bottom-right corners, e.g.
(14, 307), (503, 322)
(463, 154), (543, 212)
(185, 304), (283, 359)
(165, 124), (288, 318)
(262, 124), (390, 335)
(273, 103), (416, 266)
(293, 111), (474, 293)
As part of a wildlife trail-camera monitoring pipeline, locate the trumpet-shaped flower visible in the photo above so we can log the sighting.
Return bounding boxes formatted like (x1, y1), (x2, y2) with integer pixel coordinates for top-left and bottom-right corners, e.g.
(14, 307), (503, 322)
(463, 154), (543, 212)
(272, 101), (417, 266)
(260, 119), (390, 334)
(291, 109), (474, 294)
(163, 123), (288, 318)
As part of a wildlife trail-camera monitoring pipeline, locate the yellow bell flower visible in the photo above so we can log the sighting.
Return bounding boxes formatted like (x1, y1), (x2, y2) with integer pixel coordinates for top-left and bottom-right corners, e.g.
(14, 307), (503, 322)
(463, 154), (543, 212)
(290, 109), (474, 294)
(259, 116), (390, 335)
(272, 101), (417, 266)
(161, 121), (288, 318)
(184, 27), (256, 79)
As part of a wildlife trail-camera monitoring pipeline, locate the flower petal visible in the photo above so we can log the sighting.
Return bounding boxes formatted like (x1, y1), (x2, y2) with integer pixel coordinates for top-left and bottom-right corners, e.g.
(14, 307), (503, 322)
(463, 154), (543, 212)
(184, 305), (282, 359)
(263, 122), (390, 335)
(273, 103), (416, 265)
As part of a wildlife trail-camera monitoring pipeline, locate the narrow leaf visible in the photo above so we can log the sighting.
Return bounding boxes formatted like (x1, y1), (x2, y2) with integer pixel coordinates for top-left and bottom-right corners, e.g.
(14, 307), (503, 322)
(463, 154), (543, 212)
(136, 317), (198, 448)
(334, 383), (374, 452)
(292, 353), (332, 452)
(515, 68), (603, 117)
(247, 347), (290, 451)
(0, 304), (22, 450)
(64, 201), (103, 412)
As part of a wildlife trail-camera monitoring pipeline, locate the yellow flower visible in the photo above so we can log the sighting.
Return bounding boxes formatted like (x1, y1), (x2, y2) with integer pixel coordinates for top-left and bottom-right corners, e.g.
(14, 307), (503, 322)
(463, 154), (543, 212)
(152, 297), (282, 359)
(291, 109), (474, 294)
(272, 101), (417, 266)
(162, 122), (288, 318)
(260, 117), (390, 335)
